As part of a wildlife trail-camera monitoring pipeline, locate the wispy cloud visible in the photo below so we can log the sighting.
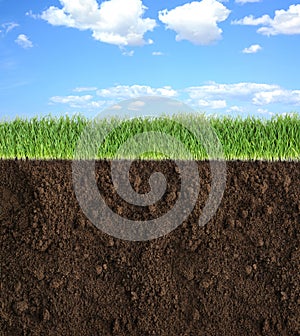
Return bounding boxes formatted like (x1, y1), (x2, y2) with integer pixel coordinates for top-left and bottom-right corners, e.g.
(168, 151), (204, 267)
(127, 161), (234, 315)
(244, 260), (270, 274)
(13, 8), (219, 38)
(121, 49), (134, 57)
(158, 0), (231, 45)
(49, 94), (105, 109)
(242, 44), (262, 53)
(50, 95), (93, 104)
(73, 87), (98, 92)
(235, 0), (261, 4)
(1, 22), (19, 34)
(152, 51), (164, 56)
(15, 34), (33, 49)
(26, 10), (39, 20)
(232, 4), (300, 36)
(39, 0), (156, 47)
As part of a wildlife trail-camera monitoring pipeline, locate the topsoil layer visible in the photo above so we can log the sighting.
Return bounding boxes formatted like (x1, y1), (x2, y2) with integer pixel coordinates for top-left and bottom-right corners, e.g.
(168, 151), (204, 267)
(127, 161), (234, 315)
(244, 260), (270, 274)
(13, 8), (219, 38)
(0, 159), (299, 336)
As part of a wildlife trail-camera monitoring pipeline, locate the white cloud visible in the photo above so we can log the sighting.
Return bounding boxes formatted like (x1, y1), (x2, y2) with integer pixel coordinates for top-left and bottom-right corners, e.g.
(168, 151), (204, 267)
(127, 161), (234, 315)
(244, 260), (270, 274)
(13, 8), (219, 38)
(40, 0), (156, 46)
(1, 22), (19, 34)
(253, 89), (300, 105)
(121, 49), (134, 56)
(26, 10), (39, 20)
(50, 95), (93, 104)
(49, 85), (178, 110)
(86, 100), (106, 108)
(257, 108), (274, 116)
(227, 105), (244, 112)
(152, 51), (164, 56)
(198, 99), (227, 109)
(128, 100), (146, 111)
(232, 14), (270, 26)
(186, 82), (280, 99)
(73, 87), (98, 92)
(158, 0), (231, 45)
(48, 82), (300, 114)
(50, 94), (106, 109)
(15, 34), (33, 49)
(232, 4), (300, 36)
(111, 104), (122, 110)
(235, 0), (261, 4)
(97, 85), (178, 98)
(242, 44), (262, 53)
(185, 82), (300, 107)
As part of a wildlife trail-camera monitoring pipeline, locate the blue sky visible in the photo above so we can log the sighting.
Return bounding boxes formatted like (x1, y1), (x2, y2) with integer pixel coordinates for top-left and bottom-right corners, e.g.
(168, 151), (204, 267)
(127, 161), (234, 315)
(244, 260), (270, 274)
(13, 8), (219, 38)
(1, 0), (300, 121)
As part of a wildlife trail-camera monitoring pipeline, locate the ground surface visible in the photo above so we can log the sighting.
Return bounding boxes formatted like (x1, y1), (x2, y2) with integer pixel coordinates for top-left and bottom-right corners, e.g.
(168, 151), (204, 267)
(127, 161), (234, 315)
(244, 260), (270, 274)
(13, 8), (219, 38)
(0, 159), (299, 336)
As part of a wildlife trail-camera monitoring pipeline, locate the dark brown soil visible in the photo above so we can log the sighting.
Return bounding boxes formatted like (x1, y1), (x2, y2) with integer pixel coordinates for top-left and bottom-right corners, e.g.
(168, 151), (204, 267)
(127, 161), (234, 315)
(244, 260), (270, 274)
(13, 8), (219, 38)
(0, 159), (299, 336)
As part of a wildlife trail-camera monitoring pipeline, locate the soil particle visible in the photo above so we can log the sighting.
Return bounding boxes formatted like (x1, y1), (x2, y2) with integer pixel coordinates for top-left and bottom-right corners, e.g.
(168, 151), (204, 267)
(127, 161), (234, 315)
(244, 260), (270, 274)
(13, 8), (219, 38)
(95, 265), (103, 275)
(43, 309), (51, 322)
(245, 265), (253, 275)
(257, 237), (264, 247)
(13, 301), (29, 315)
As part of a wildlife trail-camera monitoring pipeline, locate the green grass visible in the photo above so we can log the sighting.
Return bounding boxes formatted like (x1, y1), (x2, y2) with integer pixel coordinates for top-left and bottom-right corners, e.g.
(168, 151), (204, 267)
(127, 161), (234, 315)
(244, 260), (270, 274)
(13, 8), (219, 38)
(0, 112), (299, 160)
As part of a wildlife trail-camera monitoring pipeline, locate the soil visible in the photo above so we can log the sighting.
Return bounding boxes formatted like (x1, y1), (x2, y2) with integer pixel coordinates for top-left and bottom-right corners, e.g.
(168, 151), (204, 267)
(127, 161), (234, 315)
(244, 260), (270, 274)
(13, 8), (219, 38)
(0, 159), (299, 336)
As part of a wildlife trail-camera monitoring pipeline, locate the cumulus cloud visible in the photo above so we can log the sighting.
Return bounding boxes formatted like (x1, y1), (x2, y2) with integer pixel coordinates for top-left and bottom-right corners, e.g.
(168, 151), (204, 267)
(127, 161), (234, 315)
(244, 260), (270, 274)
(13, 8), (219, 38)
(253, 89), (300, 105)
(186, 82), (280, 99)
(97, 85), (178, 98)
(15, 34), (33, 49)
(158, 0), (231, 45)
(186, 82), (300, 107)
(40, 0), (156, 46)
(242, 44), (262, 53)
(232, 4), (300, 35)
(49, 85), (178, 110)
(49, 82), (300, 114)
